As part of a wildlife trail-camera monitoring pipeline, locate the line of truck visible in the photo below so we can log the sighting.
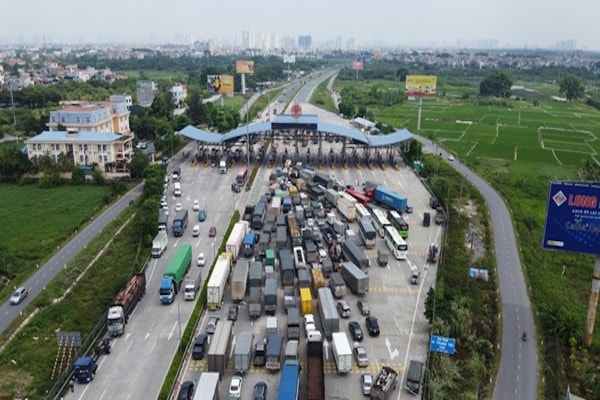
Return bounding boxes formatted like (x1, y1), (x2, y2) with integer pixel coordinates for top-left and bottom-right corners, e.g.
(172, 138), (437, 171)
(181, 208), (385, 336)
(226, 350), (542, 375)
(159, 244), (192, 305)
(226, 221), (249, 262)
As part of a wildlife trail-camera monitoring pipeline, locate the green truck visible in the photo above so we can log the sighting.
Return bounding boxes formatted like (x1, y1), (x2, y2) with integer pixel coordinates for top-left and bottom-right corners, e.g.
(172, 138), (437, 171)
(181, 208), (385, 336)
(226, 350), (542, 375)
(159, 244), (191, 304)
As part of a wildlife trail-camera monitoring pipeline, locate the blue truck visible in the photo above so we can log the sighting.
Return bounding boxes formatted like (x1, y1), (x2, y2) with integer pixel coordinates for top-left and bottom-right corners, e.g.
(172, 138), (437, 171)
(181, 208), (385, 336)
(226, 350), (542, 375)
(242, 232), (257, 258)
(159, 244), (191, 304)
(172, 209), (188, 237)
(277, 360), (301, 400)
(73, 339), (111, 383)
(372, 187), (408, 213)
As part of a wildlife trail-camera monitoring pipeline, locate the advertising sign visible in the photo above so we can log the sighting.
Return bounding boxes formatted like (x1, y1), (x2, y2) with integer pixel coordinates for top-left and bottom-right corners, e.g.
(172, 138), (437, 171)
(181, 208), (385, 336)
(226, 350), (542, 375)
(542, 182), (600, 255)
(207, 75), (234, 94)
(405, 75), (437, 96)
(351, 61), (364, 70)
(430, 335), (456, 355)
(235, 60), (254, 74)
(283, 54), (296, 63)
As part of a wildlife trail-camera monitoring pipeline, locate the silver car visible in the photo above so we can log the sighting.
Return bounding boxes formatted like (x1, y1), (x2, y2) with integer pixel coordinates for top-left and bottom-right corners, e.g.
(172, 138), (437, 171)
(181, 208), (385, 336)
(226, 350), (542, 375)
(10, 287), (28, 305)
(361, 373), (373, 395)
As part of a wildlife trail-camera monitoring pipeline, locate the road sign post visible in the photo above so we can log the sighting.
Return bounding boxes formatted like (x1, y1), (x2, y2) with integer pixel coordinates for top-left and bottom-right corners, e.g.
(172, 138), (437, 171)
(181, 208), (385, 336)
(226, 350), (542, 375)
(430, 335), (456, 355)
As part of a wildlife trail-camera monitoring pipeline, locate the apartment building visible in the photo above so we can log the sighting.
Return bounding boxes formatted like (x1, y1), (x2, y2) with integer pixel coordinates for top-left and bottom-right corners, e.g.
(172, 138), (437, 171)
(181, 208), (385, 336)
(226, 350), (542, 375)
(47, 101), (131, 136)
(170, 83), (187, 107)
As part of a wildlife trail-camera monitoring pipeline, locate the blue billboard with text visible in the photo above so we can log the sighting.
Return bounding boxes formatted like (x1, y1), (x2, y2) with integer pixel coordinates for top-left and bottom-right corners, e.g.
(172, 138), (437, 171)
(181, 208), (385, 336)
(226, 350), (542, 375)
(542, 182), (600, 255)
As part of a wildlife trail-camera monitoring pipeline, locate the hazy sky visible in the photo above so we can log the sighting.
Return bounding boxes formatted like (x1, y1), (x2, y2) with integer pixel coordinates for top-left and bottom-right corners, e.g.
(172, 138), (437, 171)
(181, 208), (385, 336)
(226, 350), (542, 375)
(2, 0), (599, 50)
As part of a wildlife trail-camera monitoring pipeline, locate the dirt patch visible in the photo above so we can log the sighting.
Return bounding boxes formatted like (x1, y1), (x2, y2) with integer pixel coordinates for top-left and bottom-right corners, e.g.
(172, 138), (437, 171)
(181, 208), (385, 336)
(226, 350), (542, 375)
(462, 200), (486, 264)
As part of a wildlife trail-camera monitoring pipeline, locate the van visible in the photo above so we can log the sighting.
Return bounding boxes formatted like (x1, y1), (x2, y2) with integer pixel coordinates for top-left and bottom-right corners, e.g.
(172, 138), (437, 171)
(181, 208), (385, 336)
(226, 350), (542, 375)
(337, 299), (351, 318)
(192, 333), (208, 360)
(174, 182), (182, 197)
(172, 167), (181, 181)
(192, 224), (200, 237)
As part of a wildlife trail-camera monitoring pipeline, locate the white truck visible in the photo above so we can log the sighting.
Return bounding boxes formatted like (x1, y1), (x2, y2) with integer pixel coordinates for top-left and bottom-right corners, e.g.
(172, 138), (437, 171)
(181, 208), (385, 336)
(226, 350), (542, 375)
(337, 196), (356, 222)
(231, 260), (249, 302)
(151, 232), (168, 258)
(207, 253), (231, 310)
(183, 272), (202, 301)
(226, 221), (249, 263)
(331, 332), (353, 373)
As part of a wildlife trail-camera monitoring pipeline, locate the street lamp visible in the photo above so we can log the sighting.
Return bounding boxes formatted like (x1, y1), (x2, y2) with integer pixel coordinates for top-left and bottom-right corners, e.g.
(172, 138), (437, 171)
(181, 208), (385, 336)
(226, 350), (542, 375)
(176, 288), (182, 353)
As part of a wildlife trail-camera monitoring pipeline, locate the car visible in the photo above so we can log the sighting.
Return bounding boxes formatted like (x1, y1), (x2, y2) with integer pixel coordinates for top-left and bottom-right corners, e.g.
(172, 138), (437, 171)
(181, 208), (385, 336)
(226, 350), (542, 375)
(361, 373), (373, 396)
(253, 381), (267, 400)
(193, 199), (200, 211)
(337, 300), (351, 318)
(191, 333), (208, 360)
(353, 344), (369, 367)
(306, 217), (315, 228)
(209, 226), (217, 237)
(177, 380), (194, 400)
(206, 316), (219, 334)
(175, 202), (182, 212)
(10, 287), (28, 305)
(228, 305), (239, 321)
(304, 314), (316, 335)
(318, 248), (327, 259)
(197, 253), (206, 267)
(192, 224), (200, 237)
(448, 154), (455, 161)
(357, 300), (370, 316)
(231, 182), (241, 193)
(160, 200), (168, 209)
(228, 376), (243, 398)
(348, 320), (364, 341)
(405, 205), (414, 214)
(365, 316), (380, 337)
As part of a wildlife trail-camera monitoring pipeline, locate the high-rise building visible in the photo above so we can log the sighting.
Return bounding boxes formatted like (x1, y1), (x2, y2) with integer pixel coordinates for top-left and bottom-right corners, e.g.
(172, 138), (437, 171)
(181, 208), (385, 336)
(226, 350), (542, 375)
(298, 35), (312, 49)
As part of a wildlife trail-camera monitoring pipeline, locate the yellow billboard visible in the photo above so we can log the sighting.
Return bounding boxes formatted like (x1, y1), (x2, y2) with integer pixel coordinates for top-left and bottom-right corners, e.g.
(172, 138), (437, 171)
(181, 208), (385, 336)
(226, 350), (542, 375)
(405, 75), (437, 97)
(207, 75), (234, 94)
(236, 60), (254, 74)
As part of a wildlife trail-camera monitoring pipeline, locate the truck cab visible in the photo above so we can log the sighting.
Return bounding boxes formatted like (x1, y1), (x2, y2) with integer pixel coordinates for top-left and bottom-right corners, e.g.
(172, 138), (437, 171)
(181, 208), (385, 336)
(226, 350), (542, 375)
(74, 356), (98, 383)
(159, 278), (176, 304)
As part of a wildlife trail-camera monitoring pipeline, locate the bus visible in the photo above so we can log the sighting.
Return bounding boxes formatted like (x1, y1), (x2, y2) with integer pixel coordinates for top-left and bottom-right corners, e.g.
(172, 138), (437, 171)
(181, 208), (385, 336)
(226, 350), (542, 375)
(252, 200), (267, 230)
(370, 207), (391, 238)
(388, 210), (409, 239)
(384, 225), (408, 260)
(355, 203), (370, 221)
(358, 217), (377, 248)
(236, 166), (248, 185)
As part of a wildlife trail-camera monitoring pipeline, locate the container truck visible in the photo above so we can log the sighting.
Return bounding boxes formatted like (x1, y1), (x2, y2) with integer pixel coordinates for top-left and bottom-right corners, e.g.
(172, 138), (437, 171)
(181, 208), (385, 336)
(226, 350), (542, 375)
(317, 287), (340, 340)
(158, 209), (168, 232)
(159, 244), (191, 304)
(231, 261), (249, 302)
(337, 196), (357, 222)
(226, 221), (249, 262)
(370, 186), (408, 213)
(183, 272), (202, 301)
(107, 273), (146, 336)
(248, 261), (263, 288)
(307, 331), (325, 400)
(405, 360), (424, 395)
(265, 334), (284, 371)
(342, 240), (370, 269)
(325, 188), (340, 206)
(264, 277), (278, 315)
(193, 372), (219, 400)
(172, 209), (189, 237)
(233, 332), (254, 375)
(279, 248), (295, 287)
(206, 253), (231, 310)
(340, 261), (369, 296)
(277, 360), (301, 400)
(371, 366), (399, 399)
(247, 286), (262, 319)
(287, 215), (303, 247)
(331, 332), (353, 373)
(328, 272), (346, 299)
(151, 232), (168, 258)
(287, 307), (301, 340)
(207, 320), (233, 375)
(300, 287), (313, 315)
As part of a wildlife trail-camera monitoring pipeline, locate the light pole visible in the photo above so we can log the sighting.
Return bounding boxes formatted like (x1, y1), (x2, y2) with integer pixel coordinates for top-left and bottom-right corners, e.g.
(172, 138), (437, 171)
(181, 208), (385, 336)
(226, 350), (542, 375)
(176, 289), (182, 353)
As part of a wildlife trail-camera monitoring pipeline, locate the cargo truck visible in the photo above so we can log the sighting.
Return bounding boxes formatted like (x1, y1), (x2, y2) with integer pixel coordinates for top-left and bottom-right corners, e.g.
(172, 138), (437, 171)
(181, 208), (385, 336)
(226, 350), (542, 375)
(193, 372), (219, 400)
(337, 196), (357, 222)
(151, 232), (168, 258)
(276, 226), (288, 250)
(287, 307), (301, 340)
(368, 186), (408, 213)
(287, 215), (303, 247)
(242, 232), (256, 258)
(219, 155), (228, 173)
(226, 221), (249, 262)
(248, 261), (263, 288)
(107, 273), (146, 336)
(293, 246), (307, 270)
(311, 268), (327, 293)
(265, 334), (284, 371)
(207, 320), (233, 375)
(254, 337), (267, 366)
(158, 209), (169, 232)
(172, 209), (189, 237)
(159, 244), (191, 304)
(297, 268), (310, 288)
(233, 332), (254, 375)
(300, 287), (313, 315)
(325, 188), (340, 206)
(328, 272), (346, 299)
(342, 240), (370, 269)
(73, 339), (112, 383)
(317, 287), (340, 340)
(277, 360), (301, 400)
(264, 277), (278, 315)
(207, 253), (231, 310)
(307, 331), (325, 400)
(257, 232), (270, 256)
(279, 248), (295, 287)
(405, 360), (424, 395)
(266, 316), (278, 335)
(341, 261), (369, 296)
(231, 261), (249, 302)
(270, 196), (282, 215)
(247, 286), (262, 319)
(321, 256), (334, 277)
(371, 366), (399, 400)
(183, 272), (202, 301)
(284, 286), (296, 311)
(331, 332), (353, 373)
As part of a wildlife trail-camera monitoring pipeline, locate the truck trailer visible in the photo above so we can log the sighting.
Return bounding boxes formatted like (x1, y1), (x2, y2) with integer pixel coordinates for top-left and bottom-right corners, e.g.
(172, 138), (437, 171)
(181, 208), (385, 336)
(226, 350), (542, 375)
(248, 261), (263, 288)
(247, 286), (263, 319)
(337, 196), (357, 222)
(192, 372), (219, 400)
(328, 272), (346, 299)
(287, 307), (301, 340)
(340, 261), (369, 296)
(226, 221), (249, 262)
(233, 332), (254, 375)
(342, 240), (370, 269)
(370, 187), (408, 213)
(265, 333), (284, 371)
(207, 253), (231, 310)
(317, 287), (340, 340)
(279, 249), (295, 287)
(207, 320), (233, 375)
(277, 360), (301, 400)
(264, 277), (278, 315)
(159, 245), (191, 304)
(231, 261), (249, 302)
(107, 273), (146, 336)
(151, 232), (168, 258)
(331, 332), (353, 373)
(307, 331), (325, 400)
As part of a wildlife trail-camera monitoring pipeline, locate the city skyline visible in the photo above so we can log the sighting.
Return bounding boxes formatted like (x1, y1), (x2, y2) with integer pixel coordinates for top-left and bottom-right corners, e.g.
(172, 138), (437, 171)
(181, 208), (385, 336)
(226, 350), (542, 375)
(2, 0), (599, 50)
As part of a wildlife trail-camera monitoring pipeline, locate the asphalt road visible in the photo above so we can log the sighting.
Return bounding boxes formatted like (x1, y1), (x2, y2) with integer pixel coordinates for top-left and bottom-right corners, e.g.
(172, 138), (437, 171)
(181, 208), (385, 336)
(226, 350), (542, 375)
(417, 138), (538, 400)
(0, 184), (144, 334)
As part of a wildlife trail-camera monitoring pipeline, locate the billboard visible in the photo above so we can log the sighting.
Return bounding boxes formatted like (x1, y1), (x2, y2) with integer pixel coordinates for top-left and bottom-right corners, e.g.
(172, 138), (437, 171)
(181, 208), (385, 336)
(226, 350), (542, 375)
(207, 75), (234, 94)
(283, 54), (296, 63)
(405, 75), (437, 96)
(542, 182), (600, 255)
(235, 60), (254, 74)
(351, 61), (364, 70)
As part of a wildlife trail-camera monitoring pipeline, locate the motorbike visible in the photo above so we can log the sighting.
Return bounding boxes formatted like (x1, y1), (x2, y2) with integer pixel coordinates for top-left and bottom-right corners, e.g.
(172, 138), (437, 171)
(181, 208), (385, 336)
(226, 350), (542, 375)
(522, 331), (528, 341)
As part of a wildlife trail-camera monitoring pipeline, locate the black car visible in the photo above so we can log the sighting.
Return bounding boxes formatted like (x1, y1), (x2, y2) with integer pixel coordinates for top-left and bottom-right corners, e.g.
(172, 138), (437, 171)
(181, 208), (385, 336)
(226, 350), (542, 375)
(365, 316), (380, 337)
(253, 381), (267, 400)
(177, 380), (194, 400)
(348, 321), (364, 341)
(192, 333), (208, 360)
(231, 182), (241, 193)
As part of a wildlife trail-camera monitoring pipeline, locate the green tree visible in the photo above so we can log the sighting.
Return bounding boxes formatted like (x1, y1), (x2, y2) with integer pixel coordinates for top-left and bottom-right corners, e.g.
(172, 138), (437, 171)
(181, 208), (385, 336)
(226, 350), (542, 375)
(559, 74), (585, 101)
(186, 86), (205, 126)
(479, 71), (513, 98)
(128, 149), (150, 179)
(71, 167), (86, 185)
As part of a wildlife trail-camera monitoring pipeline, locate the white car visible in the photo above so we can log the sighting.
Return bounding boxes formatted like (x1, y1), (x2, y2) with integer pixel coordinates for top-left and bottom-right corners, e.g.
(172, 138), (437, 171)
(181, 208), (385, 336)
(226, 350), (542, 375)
(193, 199), (200, 211)
(175, 203), (183, 212)
(304, 314), (316, 335)
(306, 218), (315, 228)
(448, 154), (455, 161)
(197, 253), (206, 266)
(192, 224), (200, 237)
(228, 376), (243, 398)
